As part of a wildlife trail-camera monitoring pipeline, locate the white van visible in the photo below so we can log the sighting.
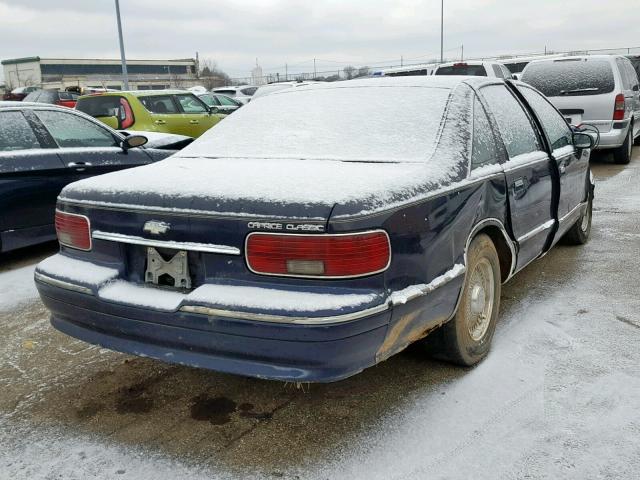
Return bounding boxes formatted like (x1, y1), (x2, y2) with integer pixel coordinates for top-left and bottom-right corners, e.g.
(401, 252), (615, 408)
(522, 55), (640, 164)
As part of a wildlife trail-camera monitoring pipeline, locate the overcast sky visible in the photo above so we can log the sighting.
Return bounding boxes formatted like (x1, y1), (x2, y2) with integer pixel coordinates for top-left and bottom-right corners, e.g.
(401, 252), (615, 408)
(0, 0), (637, 80)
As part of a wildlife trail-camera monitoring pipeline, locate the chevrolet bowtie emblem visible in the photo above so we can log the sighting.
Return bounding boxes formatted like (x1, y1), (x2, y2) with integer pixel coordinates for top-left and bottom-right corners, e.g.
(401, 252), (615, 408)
(143, 220), (171, 235)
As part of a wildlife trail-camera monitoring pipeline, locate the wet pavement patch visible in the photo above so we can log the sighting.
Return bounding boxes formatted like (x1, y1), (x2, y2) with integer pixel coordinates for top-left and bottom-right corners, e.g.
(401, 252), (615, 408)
(115, 381), (155, 414)
(190, 395), (237, 425)
(76, 401), (104, 420)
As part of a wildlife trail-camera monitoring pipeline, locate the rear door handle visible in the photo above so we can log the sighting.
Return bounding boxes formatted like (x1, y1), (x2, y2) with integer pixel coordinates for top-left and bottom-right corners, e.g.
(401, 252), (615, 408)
(154, 119), (167, 125)
(189, 120), (199, 124)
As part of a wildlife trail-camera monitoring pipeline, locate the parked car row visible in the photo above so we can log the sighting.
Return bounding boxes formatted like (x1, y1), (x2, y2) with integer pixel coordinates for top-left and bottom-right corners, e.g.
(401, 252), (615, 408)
(32, 75), (598, 383)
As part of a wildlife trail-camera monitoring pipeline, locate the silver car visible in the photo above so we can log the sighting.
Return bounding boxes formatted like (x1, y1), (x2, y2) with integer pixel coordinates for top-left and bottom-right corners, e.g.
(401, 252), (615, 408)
(522, 55), (640, 164)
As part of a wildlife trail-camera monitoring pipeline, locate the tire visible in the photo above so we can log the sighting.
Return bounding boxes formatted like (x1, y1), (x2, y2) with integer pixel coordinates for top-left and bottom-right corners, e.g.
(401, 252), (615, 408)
(613, 127), (633, 165)
(428, 234), (501, 366)
(563, 178), (593, 245)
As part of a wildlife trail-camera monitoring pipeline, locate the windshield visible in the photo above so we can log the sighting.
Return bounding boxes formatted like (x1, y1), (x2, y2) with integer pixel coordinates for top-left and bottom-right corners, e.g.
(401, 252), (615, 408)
(178, 85), (451, 163)
(522, 59), (615, 97)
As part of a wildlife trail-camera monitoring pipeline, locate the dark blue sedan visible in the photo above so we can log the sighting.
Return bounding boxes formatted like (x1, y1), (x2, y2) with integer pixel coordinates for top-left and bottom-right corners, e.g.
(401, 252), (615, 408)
(35, 77), (595, 382)
(0, 102), (180, 253)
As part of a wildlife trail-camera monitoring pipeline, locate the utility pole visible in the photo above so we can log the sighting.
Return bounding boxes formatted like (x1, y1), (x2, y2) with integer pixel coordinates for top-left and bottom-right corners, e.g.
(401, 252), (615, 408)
(313, 58), (317, 79)
(401, 55), (404, 67)
(114, 0), (129, 90)
(461, 44), (464, 61)
(440, 0), (444, 63)
(285, 63), (288, 81)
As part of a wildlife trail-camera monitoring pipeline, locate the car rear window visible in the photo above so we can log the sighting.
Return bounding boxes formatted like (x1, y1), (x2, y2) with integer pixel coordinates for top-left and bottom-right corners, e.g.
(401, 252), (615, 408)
(76, 96), (122, 117)
(213, 89), (237, 96)
(435, 64), (487, 76)
(522, 59), (615, 97)
(177, 85), (452, 163)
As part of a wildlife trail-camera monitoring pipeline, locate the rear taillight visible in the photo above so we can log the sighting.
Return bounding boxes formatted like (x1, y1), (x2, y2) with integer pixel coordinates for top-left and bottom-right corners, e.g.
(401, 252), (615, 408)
(246, 231), (391, 278)
(55, 210), (91, 251)
(613, 93), (625, 120)
(119, 98), (134, 129)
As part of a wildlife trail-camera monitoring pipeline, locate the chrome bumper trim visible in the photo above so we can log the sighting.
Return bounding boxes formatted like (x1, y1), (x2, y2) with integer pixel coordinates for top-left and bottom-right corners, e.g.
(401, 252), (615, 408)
(92, 231), (241, 255)
(34, 272), (93, 295)
(180, 302), (390, 325)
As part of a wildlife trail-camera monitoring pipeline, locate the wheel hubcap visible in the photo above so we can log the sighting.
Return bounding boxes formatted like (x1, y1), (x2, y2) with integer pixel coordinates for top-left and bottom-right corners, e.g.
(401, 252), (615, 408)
(466, 258), (495, 342)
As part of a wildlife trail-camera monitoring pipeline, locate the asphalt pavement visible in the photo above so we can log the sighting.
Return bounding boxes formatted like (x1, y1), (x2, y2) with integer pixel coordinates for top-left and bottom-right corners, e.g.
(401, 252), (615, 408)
(1, 149), (639, 480)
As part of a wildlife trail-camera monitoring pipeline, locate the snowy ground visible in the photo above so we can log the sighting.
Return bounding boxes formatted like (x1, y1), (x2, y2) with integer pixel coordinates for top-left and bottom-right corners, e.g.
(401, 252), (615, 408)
(1, 151), (639, 479)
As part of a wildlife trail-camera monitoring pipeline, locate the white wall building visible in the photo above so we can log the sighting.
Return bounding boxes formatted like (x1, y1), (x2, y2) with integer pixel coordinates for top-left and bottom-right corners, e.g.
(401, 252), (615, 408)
(1, 56), (200, 91)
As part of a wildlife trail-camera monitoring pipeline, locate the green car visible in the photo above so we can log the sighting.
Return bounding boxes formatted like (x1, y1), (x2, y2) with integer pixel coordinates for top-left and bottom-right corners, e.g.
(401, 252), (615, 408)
(75, 90), (225, 138)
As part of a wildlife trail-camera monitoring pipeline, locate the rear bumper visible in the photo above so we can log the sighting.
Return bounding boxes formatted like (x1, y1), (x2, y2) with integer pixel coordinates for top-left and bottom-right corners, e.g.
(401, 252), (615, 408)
(36, 280), (391, 383)
(594, 122), (630, 149)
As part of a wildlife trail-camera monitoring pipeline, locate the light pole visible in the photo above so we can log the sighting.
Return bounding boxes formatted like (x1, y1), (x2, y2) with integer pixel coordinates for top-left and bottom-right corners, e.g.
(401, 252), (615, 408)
(115, 0), (129, 90)
(440, 0), (444, 63)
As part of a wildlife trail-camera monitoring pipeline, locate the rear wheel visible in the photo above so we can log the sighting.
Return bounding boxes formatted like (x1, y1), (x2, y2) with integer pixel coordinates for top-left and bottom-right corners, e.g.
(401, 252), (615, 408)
(429, 234), (501, 366)
(563, 179), (593, 245)
(613, 127), (633, 165)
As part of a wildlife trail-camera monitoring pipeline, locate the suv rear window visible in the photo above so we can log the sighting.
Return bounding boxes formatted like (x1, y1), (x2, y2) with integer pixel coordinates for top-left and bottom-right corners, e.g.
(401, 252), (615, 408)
(435, 64), (487, 76)
(522, 59), (615, 97)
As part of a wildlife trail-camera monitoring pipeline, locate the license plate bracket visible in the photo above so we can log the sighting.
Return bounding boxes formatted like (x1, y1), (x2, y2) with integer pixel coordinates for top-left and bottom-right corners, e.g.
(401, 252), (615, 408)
(145, 247), (192, 289)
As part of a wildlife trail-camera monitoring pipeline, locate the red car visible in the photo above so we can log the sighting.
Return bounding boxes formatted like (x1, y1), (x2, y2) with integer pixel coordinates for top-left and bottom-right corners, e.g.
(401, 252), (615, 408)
(23, 89), (79, 108)
(2, 86), (39, 101)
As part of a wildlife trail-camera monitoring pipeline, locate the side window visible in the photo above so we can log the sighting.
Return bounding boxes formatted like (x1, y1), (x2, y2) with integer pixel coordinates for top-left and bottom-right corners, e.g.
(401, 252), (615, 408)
(625, 61), (639, 89)
(175, 94), (208, 113)
(472, 97), (501, 169)
(492, 65), (505, 79)
(480, 84), (542, 158)
(139, 95), (179, 114)
(217, 95), (237, 106)
(0, 111), (41, 152)
(34, 110), (118, 148)
(616, 58), (631, 90)
(519, 87), (573, 151)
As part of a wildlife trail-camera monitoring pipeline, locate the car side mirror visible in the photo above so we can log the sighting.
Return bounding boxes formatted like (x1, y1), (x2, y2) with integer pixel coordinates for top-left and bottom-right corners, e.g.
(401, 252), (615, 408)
(209, 106), (220, 114)
(573, 132), (594, 150)
(121, 135), (148, 150)
(512, 74), (519, 81)
(633, 85), (639, 92)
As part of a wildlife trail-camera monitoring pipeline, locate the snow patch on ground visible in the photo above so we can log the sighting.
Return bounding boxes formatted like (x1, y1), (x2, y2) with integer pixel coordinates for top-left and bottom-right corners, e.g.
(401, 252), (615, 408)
(0, 264), (38, 312)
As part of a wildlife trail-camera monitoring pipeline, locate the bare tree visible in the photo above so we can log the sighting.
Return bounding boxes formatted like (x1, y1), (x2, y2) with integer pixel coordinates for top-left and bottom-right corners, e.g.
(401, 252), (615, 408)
(199, 58), (232, 89)
(343, 65), (356, 80)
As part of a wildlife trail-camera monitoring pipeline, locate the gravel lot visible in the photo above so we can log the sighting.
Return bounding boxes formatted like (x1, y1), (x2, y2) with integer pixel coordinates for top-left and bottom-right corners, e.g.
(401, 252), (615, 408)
(1, 150), (639, 480)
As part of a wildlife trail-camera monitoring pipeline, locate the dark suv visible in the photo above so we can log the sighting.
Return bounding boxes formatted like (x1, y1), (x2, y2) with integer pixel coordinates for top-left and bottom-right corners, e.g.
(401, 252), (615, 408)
(23, 89), (79, 108)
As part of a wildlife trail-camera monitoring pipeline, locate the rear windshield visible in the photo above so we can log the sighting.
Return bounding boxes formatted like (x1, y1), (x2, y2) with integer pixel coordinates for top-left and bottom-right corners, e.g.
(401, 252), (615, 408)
(177, 86), (452, 163)
(522, 59), (615, 97)
(76, 96), (121, 117)
(213, 89), (236, 96)
(435, 64), (487, 76)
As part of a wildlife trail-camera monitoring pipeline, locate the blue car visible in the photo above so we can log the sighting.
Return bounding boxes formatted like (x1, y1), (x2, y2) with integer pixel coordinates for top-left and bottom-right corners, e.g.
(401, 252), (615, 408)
(35, 77), (595, 382)
(0, 102), (184, 253)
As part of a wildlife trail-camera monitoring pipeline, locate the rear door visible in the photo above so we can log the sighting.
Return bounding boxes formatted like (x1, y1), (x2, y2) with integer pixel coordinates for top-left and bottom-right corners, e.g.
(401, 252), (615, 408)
(480, 83), (556, 270)
(29, 109), (151, 182)
(0, 110), (68, 240)
(137, 95), (184, 134)
(174, 93), (220, 137)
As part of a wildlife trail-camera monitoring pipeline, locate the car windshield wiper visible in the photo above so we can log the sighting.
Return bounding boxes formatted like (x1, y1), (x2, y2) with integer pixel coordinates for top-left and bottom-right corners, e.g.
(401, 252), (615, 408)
(559, 87), (599, 95)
